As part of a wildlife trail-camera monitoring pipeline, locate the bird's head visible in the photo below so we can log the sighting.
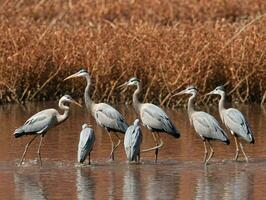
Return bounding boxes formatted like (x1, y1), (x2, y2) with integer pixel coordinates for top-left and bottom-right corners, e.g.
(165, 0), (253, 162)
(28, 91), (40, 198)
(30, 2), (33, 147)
(60, 95), (82, 107)
(133, 119), (140, 126)
(206, 85), (225, 96)
(82, 123), (89, 129)
(64, 69), (89, 81)
(118, 77), (140, 89)
(175, 85), (198, 96)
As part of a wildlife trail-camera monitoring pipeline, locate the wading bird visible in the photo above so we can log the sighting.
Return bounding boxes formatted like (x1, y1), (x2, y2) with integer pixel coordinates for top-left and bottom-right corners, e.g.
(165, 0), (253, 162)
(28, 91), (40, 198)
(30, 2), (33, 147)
(14, 95), (81, 166)
(64, 69), (128, 161)
(176, 86), (229, 165)
(124, 119), (142, 163)
(207, 86), (254, 162)
(119, 77), (180, 162)
(78, 124), (95, 164)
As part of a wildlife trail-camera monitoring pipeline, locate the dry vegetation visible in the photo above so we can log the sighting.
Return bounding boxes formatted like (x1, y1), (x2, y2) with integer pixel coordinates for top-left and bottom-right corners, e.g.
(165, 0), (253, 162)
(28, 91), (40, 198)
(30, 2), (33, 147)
(0, 0), (265, 106)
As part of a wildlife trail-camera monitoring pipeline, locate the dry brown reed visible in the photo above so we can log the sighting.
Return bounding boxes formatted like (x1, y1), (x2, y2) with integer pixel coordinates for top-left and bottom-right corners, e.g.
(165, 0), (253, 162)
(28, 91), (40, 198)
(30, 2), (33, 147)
(0, 0), (265, 106)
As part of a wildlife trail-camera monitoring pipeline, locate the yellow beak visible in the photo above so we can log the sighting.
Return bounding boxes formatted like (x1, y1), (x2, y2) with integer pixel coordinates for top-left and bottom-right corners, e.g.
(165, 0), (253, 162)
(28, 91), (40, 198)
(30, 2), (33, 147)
(64, 73), (78, 81)
(117, 82), (128, 89)
(72, 100), (82, 107)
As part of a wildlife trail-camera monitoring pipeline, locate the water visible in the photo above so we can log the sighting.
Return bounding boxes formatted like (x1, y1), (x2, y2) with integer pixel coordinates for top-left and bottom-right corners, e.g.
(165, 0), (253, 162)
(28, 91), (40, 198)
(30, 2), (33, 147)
(0, 102), (265, 199)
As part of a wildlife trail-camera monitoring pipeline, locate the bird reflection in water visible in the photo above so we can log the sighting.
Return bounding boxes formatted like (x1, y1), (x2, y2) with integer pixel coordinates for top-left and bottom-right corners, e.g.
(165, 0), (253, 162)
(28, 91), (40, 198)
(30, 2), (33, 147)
(76, 168), (95, 200)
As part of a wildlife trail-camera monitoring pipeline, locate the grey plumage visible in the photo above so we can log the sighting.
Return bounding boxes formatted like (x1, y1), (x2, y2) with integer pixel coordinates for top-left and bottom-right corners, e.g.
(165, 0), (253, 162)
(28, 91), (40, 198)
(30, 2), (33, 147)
(119, 77), (180, 162)
(14, 95), (81, 166)
(141, 104), (179, 138)
(208, 85), (254, 161)
(124, 119), (142, 162)
(14, 109), (57, 138)
(222, 108), (254, 143)
(64, 69), (128, 161)
(176, 86), (229, 164)
(78, 124), (95, 164)
(191, 111), (229, 144)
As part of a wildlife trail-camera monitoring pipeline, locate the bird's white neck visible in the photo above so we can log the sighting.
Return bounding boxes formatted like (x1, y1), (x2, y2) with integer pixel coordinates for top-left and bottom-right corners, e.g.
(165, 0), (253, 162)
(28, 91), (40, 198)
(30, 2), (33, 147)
(188, 92), (196, 122)
(133, 83), (142, 114)
(84, 75), (95, 111)
(218, 92), (226, 120)
(57, 99), (70, 124)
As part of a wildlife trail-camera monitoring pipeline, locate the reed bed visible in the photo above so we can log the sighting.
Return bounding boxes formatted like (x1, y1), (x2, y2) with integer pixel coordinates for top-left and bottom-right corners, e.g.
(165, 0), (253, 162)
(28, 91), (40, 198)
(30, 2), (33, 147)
(0, 0), (265, 106)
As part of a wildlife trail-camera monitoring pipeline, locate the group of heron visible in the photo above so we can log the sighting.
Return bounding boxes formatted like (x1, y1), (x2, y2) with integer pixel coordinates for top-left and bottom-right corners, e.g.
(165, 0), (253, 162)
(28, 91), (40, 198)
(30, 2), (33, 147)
(14, 69), (254, 166)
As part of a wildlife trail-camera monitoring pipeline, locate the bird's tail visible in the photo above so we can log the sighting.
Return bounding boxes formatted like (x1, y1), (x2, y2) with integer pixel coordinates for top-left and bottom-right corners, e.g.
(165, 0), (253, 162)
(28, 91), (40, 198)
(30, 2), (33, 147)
(14, 127), (25, 138)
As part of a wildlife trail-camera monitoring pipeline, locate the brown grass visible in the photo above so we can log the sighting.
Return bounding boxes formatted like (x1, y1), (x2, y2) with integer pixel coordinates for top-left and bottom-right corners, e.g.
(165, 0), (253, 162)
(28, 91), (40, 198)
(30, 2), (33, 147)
(0, 0), (265, 106)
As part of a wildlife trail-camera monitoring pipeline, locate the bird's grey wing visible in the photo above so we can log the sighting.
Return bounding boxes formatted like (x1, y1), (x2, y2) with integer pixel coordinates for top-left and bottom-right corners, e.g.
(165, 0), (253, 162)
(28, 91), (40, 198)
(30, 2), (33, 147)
(224, 108), (253, 140)
(79, 128), (95, 151)
(192, 112), (228, 142)
(141, 104), (178, 134)
(131, 126), (142, 152)
(78, 128), (95, 162)
(94, 103), (128, 132)
(124, 125), (134, 147)
(20, 109), (56, 134)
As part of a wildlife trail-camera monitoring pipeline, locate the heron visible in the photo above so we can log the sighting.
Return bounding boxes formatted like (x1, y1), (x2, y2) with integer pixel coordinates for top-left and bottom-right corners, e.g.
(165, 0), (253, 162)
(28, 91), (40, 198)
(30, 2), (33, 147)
(64, 69), (128, 161)
(207, 86), (254, 162)
(14, 95), (81, 166)
(124, 119), (143, 163)
(78, 124), (95, 164)
(176, 86), (230, 165)
(119, 77), (180, 162)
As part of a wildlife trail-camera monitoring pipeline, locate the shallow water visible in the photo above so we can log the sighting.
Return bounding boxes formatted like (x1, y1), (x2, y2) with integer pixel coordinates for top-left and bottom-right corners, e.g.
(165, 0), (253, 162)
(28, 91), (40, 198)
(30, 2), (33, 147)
(0, 103), (265, 199)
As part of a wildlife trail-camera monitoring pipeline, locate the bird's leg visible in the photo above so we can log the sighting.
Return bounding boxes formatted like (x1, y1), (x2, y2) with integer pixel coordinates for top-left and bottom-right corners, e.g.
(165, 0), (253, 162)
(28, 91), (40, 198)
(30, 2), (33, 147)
(239, 142), (249, 162)
(37, 135), (44, 166)
(205, 140), (214, 165)
(233, 135), (240, 161)
(152, 132), (158, 163)
(88, 152), (91, 165)
(19, 135), (38, 166)
(107, 132), (115, 161)
(110, 133), (121, 160)
(137, 153), (140, 163)
(113, 133), (121, 151)
(155, 133), (162, 163)
(141, 134), (164, 153)
(203, 140), (208, 163)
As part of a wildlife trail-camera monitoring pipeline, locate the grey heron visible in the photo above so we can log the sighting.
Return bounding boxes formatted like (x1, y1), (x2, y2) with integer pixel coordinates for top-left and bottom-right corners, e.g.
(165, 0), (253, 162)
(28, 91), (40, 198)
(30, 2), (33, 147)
(207, 86), (254, 162)
(14, 95), (81, 166)
(124, 119), (142, 162)
(176, 86), (230, 165)
(119, 77), (180, 162)
(64, 69), (128, 161)
(78, 124), (95, 164)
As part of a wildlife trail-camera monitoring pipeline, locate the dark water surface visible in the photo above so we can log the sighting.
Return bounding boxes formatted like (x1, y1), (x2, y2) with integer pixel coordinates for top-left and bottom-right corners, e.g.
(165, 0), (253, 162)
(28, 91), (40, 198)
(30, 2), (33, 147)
(0, 102), (265, 199)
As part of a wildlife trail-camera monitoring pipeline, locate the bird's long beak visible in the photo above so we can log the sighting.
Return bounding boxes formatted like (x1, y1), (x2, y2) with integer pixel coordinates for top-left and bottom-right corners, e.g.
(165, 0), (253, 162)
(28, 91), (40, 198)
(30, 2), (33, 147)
(72, 100), (82, 107)
(117, 82), (128, 89)
(172, 90), (186, 97)
(64, 73), (79, 81)
(206, 91), (214, 96)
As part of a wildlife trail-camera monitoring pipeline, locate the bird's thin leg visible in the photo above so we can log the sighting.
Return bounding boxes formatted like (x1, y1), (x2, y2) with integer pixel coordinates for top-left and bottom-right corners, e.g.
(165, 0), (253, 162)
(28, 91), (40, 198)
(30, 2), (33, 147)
(88, 152), (91, 165)
(110, 133), (121, 160)
(107, 132), (115, 161)
(113, 133), (121, 151)
(37, 135), (44, 166)
(141, 134), (164, 153)
(203, 140), (208, 163)
(151, 132), (158, 163)
(233, 135), (240, 161)
(19, 135), (38, 166)
(205, 140), (214, 165)
(239, 142), (249, 162)
(155, 133), (162, 163)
